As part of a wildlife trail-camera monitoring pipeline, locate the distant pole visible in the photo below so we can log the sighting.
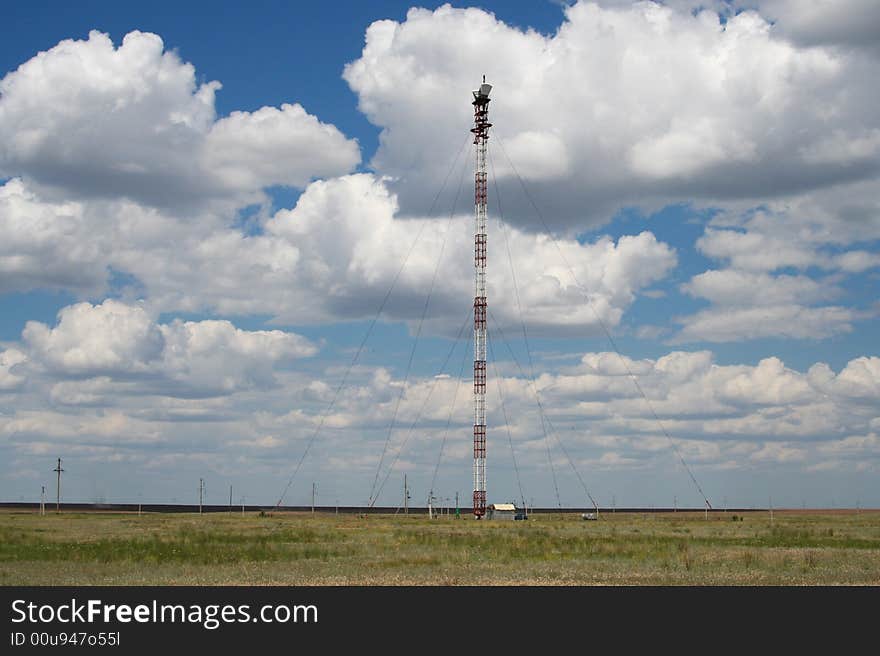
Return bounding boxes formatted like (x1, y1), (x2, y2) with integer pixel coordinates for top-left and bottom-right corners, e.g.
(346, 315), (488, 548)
(428, 493), (433, 519)
(404, 474), (408, 515)
(199, 478), (204, 514)
(335, 498), (339, 515)
(724, 496), (727, 514)
(312, 482), (316, 514)
(455, 491), (460, 519)
(40, 485), (46, 516)
(241, 496), (245, 516)
(704, 498), (709, 521)
(53, 458), (64, 512)
(612, 495), (616, 515)
(674, 496), (677, 513)
(229, 485), (233, 514)
(769, 496), (774, 524)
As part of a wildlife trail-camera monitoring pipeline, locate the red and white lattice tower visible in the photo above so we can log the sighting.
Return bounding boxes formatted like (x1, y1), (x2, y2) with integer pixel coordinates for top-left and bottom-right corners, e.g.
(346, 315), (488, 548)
(471, 77), (492, 518)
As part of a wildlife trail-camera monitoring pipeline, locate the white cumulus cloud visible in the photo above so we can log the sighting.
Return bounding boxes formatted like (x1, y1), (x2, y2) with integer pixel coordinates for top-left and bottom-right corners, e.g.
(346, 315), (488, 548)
(23, 299), (164, 376)
(0, 348), (28, 391)
(0, 179), (106, 294)
(20, 299), (317, 396)
(343, 2), (880, 228)
(0, 30), (359, 209)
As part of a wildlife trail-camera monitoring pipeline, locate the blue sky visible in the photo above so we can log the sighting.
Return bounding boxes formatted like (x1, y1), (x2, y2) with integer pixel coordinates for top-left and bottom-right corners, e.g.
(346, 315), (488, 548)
(2, 1), (568, 154)
(1, 0), (878, 509)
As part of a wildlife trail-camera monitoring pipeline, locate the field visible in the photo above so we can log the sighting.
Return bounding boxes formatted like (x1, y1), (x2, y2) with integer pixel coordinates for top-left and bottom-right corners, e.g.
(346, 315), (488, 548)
(1, 509), (878, 585)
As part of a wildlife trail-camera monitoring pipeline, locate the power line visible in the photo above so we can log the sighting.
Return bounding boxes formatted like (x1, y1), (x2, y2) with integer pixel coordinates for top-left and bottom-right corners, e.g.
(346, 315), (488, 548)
(429, 324), (473, 499)
(543, 417), (599, 512)
(488, 311), (599, 510)
(488, 146), (561, 510)
(368, 143), (470, 505)
(370, 308), (473, 506)
(493, 135), (712, 510)
(487, 328), (526, 510)
(274, 133), (472, 509)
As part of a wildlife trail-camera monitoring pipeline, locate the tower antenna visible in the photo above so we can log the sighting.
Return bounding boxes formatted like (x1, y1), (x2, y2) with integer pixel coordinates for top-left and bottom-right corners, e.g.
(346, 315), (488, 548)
(471, 77), (492, 518)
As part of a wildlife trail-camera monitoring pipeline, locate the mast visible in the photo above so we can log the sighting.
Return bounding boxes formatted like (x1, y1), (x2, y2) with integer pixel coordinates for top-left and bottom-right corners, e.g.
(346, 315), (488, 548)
(471, 77), (492, 518)
(54, 457), (64, 512)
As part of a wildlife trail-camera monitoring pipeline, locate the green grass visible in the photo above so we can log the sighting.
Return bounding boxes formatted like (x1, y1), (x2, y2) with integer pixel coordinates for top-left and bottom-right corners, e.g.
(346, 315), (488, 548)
(1, 510), (878, 585)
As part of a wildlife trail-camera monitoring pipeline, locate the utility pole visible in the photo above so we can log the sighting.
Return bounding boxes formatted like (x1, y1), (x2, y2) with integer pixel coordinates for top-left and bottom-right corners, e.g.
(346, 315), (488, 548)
(241, 496), (245, 516)
(674, 495), (677, 513)
(769, 496), (774, 525)
(404, 474), (409, 515)
(53, 458), (64, 512)
(229, 485), (233, 514)
(40, 485), (46, 516)
(471, 76), (492, 519)
(199, 478), (204, 514)
(312, 482), (316, 515)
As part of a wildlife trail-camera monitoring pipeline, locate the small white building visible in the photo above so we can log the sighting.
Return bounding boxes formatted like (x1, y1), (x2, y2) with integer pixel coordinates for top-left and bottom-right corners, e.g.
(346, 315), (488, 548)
(486, 503), (517, 520)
